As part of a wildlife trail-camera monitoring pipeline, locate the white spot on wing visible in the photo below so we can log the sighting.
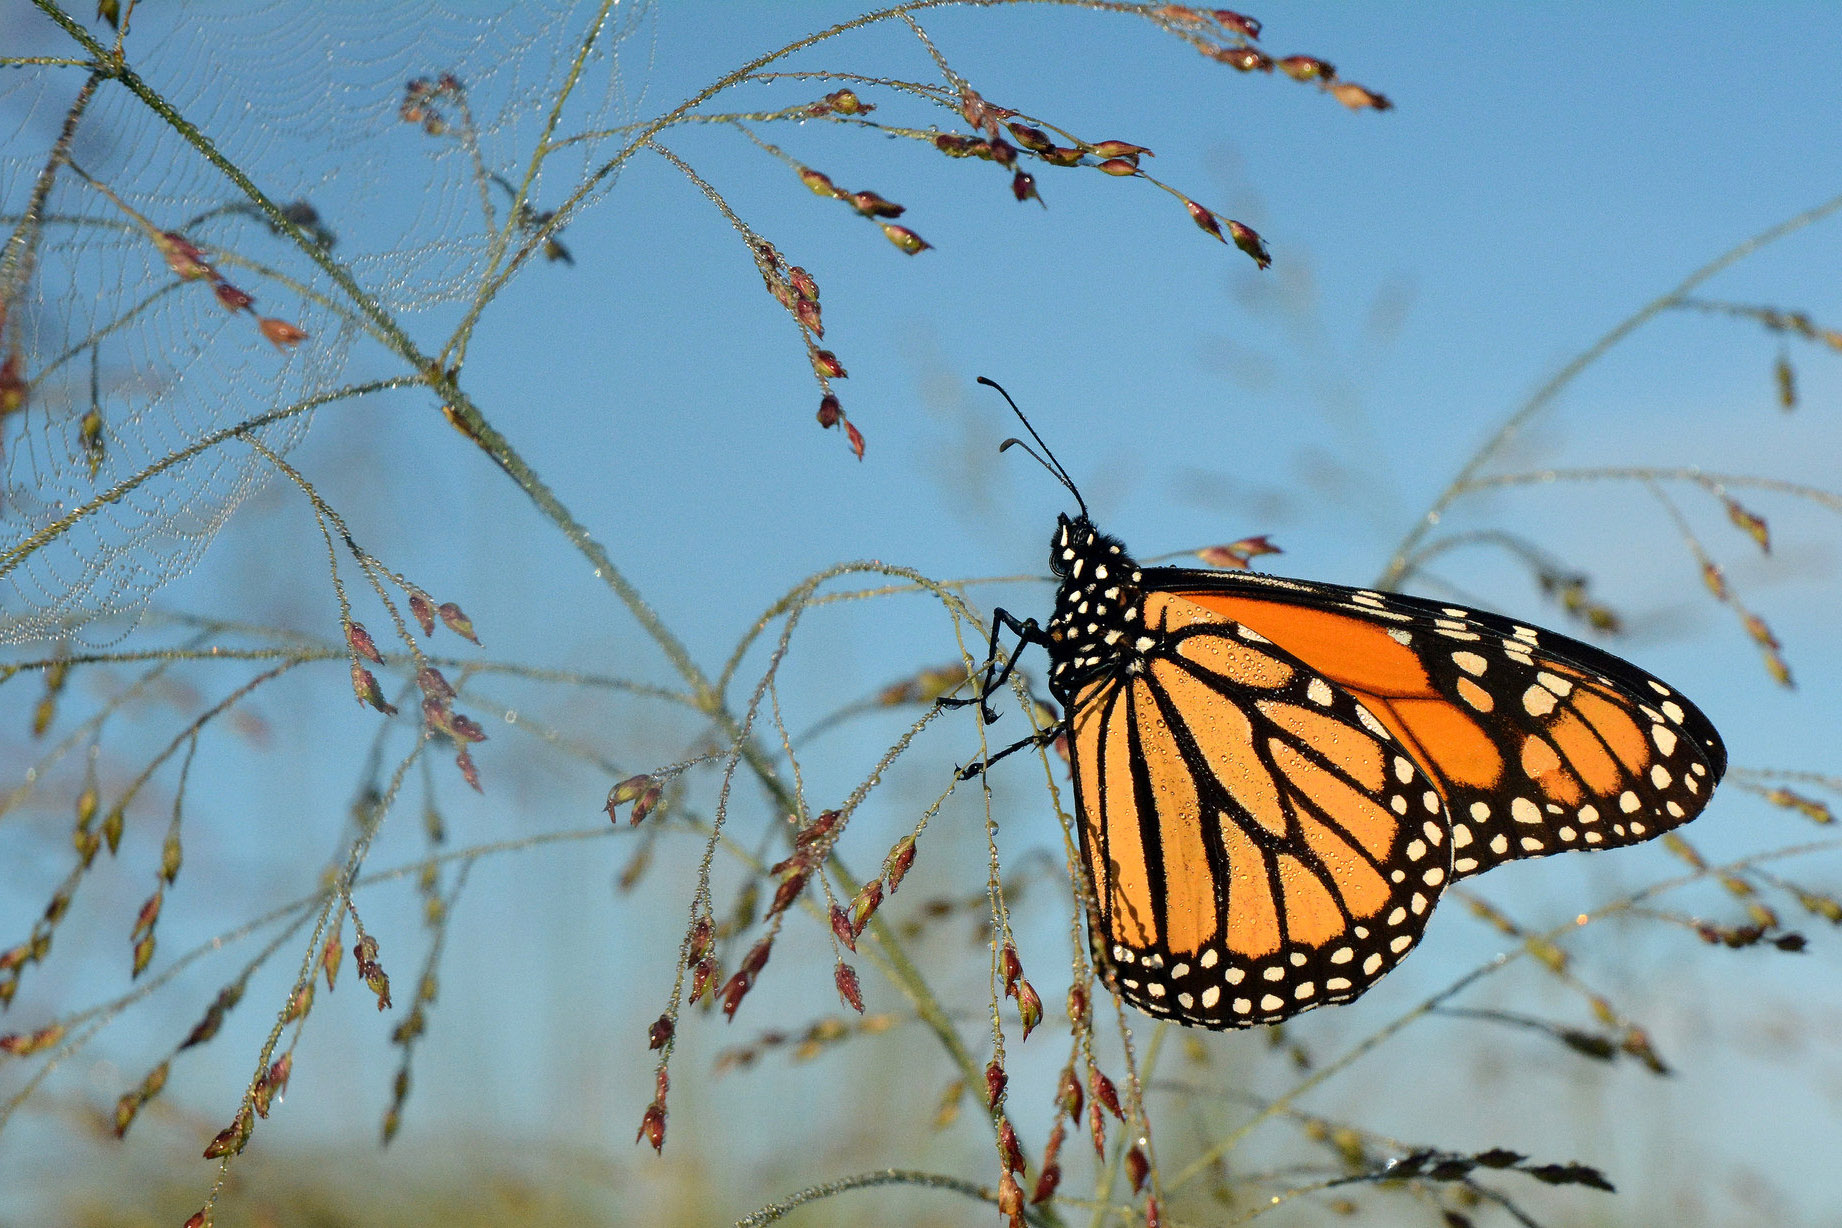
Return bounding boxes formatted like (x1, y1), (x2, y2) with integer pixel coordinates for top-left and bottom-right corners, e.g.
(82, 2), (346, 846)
(1453, 651), (1487, 676)
(1355, 705), (1390, 739)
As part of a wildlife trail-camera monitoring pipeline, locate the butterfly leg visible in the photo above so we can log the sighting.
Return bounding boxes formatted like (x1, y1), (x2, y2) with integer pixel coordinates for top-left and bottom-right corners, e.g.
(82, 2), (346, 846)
(937, 607), (1045, 724)
(956, 723), (1065, 780)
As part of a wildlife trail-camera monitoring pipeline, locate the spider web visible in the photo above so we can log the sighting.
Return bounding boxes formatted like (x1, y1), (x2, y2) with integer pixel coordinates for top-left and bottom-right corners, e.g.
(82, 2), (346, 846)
(0, 1), (648, 645)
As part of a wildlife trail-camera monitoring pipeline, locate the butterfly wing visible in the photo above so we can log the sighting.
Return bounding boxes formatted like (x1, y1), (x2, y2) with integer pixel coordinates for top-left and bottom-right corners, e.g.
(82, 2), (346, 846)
(1147, 569), (1726, 881)
(1067, 589), (1454, 1028)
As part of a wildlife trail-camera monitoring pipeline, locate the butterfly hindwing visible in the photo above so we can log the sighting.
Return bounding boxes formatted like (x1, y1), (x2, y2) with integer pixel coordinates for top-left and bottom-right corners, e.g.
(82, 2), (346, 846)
(1067, 590), (1452, 1028)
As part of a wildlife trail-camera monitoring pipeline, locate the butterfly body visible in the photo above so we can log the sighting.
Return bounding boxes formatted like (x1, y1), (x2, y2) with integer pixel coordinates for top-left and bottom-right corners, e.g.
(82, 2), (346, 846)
(1028, 513), (1725, 1029)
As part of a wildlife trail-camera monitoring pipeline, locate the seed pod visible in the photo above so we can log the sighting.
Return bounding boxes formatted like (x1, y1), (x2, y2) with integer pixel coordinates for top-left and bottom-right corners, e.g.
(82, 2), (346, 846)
(884, 835), (917, 892)
(257, 317), (309, 348)
(1330, 82), (1392, 111)
(1227, 220), (1271, 269)
(1006, 122), (1053, 152)
(999, 1117), (1025, 1173)
(1091, 140), (1152, 161)
(795, 298), (823, 337)
(630, 784), (662, 826)
(214, 281), (254, 311)
(157, 232), (213, 281)
(830, 904), (857, 951)
(637, 1101), (666, 1151)
(351, 665), (397, 715)
(835, 961), (864, 1012)
(1213, 10), (1261, 38)
(880, 224), (931, 255)
(848, 190), (905, 218)
(985, 1059), (1008, 1107)
(0, 353), (26, 417)
(1126, 1145), (1150, 1192)
(849, 878), (884, 934)
(1057, 1065), (1083, 1118)
(1277, 55), (1334, 81)
(798, 167), (842, 198)
(1091, 1068), (1122, 1118)
(1015, 980), (1043, 1041)
(437, 601), (478, 643)
(997, 1171), (1024, 1221)
(346, 621), (384, 664)
(689, 956), (718, 1003)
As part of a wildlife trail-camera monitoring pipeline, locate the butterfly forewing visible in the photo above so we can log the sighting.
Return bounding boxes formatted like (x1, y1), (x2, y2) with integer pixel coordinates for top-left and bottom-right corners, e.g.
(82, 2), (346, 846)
(1066, 590), (1453, 1028)
(1156, 573), (1726, 881)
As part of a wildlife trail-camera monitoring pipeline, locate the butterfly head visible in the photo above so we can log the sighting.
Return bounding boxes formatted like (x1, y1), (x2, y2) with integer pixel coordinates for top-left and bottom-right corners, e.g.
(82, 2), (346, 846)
(1050, 513), (1131, 579)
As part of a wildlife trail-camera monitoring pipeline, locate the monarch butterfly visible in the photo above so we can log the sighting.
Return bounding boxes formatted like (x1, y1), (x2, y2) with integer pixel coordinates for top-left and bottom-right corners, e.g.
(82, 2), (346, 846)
(954, 379), (1726, 1029)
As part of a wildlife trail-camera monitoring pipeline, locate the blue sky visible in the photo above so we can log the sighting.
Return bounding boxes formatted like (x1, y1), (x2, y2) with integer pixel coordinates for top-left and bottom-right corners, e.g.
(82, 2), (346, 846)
(5, 3), (1842, 1223)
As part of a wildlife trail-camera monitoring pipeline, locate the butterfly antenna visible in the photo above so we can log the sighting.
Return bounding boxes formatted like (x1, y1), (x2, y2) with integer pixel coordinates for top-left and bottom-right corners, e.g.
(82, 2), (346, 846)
(977, 376), (1088, 518)
(999, 437), (1072, 494)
